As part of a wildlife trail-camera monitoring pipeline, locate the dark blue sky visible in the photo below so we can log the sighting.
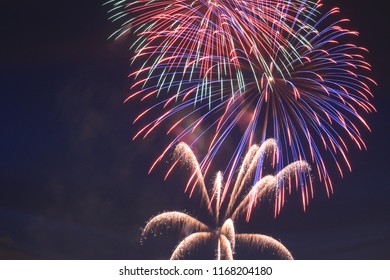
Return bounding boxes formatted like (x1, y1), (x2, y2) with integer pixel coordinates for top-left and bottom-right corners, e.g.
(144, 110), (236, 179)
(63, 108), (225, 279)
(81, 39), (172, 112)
(1, 0), (389, 259)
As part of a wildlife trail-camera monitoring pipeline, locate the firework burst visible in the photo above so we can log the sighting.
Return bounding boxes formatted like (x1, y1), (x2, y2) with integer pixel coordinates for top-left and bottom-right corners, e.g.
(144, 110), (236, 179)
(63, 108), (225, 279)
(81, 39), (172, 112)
(106, 0), (320, 100)
(106, 1), (375, 201)
(142, 140), (311, 259)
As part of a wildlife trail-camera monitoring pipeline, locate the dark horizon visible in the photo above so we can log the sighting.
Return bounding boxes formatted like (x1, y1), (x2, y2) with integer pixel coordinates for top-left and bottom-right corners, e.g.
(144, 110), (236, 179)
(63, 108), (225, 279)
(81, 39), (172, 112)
(1, 0), (389, 259)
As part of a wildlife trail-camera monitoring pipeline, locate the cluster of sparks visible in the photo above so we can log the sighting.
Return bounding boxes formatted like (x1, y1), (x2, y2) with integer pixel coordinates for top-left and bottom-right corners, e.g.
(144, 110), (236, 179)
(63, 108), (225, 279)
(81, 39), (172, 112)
(142, 140), (310, 259)
(106, 0), (375, 259)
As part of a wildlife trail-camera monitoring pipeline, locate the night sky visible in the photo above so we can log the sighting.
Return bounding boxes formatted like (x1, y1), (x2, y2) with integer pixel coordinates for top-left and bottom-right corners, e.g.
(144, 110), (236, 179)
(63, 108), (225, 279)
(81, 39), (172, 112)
(1, 1), (389, 260)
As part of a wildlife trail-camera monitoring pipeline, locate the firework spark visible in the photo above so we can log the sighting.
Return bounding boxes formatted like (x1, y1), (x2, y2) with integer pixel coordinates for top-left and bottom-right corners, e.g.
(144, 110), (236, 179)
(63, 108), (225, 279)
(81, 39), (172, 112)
(141, 140), (311, 259)
(107, 1), (375, 201)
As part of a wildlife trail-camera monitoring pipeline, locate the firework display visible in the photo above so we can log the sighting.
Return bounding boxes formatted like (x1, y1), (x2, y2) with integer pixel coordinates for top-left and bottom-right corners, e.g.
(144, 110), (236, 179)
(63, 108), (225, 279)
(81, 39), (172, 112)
(107, 0), (375, 196)
(106, 0), (375, 259)
(142, 141), (310, 259)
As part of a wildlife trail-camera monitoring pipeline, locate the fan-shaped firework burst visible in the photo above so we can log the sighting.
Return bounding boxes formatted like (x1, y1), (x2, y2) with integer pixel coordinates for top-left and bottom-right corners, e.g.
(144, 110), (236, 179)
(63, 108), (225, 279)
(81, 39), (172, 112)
(141, 140), (311, 259)
(107, 1), (375, 201)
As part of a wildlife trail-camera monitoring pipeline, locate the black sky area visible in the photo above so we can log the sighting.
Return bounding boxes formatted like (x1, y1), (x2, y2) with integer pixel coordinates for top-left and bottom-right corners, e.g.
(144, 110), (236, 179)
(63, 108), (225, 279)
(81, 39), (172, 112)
(1, 1), (389, 260)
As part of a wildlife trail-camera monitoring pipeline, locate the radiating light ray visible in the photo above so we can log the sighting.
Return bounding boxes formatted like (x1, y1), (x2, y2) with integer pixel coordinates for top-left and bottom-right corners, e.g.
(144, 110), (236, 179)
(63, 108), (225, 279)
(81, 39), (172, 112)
(227, 139), (278, 216)
(219, 234), (234, 260)
(236, 233), (293, 260)
(170, 232), (212, 260)
(173, 142), (211, 210)
(142, 211), (209, 238)
(221, 218), (235, 251)
(231, 175), (276, 221)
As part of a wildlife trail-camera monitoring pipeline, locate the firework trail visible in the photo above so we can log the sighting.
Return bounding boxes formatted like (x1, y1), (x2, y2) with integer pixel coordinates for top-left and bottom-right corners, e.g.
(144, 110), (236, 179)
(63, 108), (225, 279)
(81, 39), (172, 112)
(107, 1), (375, 202)
(141, 140), (311, 259)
